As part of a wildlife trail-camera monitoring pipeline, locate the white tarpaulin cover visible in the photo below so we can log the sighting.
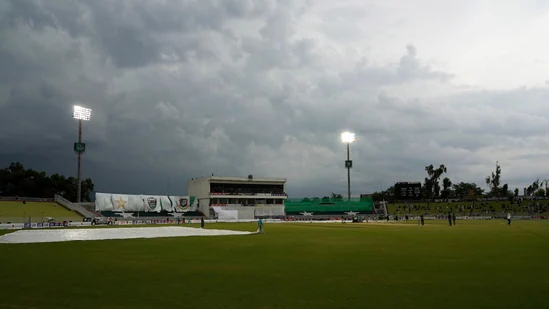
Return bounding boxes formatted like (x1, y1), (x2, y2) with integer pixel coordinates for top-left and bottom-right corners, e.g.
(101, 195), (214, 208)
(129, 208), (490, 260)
(128, 195), (146, 212)
(95, 193), (198, 212)
(0, 227), (254, 244)
(160, 196), (173, 212)
(95, 193), (113, 211)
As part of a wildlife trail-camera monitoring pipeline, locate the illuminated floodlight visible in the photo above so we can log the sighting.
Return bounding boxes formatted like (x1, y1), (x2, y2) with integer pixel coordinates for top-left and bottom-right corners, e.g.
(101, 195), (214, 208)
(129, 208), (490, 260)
(73, 105), (92, 121)
(341, 131), (355, 143)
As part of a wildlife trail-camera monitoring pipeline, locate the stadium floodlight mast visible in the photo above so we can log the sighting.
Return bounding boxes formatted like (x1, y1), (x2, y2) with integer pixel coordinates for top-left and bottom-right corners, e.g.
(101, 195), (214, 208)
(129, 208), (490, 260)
(341, 131), (355, 201)
(73, 105), (92, 203)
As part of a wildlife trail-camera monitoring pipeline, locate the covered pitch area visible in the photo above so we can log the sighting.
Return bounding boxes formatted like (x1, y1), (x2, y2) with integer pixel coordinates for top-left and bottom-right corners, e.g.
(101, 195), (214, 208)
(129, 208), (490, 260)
(0, 226), (254, 243)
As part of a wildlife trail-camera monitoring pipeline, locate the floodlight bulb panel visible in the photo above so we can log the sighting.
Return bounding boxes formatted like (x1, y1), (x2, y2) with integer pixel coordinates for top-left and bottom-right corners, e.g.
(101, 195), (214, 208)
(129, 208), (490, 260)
(341, 132), (355, 143)
(73, 105), (92, 121)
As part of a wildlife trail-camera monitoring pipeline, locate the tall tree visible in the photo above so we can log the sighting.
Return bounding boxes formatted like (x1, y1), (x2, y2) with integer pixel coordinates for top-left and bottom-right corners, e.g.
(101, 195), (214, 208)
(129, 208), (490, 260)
(441, 177), (452, 199)
(451, 182), (484, 198)
(501, 184), (511, 197)
(485, 161), (502, 197)
(331, 193), (343, 201)
(526, 179), (541, 196)
(369, 186), (394, 202)
(425, 164), (447, 199)
(423, 177), (433, 199)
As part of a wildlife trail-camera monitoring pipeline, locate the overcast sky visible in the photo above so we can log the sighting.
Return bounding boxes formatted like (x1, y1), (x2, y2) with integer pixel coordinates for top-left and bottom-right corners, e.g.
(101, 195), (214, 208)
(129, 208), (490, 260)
(1, 0), (549, 197)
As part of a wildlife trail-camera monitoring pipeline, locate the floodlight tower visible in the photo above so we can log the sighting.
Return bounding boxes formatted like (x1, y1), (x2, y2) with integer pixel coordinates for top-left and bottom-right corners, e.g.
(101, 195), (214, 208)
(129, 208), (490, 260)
(73, 105), (91, 203)
(341, 132), (355, 201)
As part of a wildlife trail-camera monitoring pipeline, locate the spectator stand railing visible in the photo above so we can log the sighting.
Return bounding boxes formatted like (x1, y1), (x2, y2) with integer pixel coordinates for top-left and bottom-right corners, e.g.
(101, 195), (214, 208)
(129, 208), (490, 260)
(54, 195), (95, 219)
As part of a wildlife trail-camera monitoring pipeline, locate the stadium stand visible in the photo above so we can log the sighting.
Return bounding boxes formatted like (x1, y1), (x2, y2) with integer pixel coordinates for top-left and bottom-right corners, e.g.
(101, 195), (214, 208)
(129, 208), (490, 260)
(386, 199), (549, 216)
(209, 183), (286, 196)
(0, 200), (83, 223)
(0, 196), (54, 202)
(79, 203), (105, 217)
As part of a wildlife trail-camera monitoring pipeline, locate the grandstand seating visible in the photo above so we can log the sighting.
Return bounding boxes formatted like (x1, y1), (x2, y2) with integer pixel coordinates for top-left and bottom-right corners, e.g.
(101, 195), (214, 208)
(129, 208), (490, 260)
(79, 204), (104, 217)
(0, 201), (84, 223)
(210, 183), (286, 196)
(209, 191), (287, 196)
(386, 199), (549, 216)
(0, 196), (54, 202)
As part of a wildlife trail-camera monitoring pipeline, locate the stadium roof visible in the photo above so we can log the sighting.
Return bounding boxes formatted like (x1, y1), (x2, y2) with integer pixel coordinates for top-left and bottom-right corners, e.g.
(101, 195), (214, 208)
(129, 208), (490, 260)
(189, 176), (287, 183)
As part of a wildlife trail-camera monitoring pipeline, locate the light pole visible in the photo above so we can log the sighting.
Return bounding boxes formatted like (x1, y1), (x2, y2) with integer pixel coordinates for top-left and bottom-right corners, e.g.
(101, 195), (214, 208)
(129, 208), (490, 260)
(341, 132), (355, 201)
(73, 105), (91, 203)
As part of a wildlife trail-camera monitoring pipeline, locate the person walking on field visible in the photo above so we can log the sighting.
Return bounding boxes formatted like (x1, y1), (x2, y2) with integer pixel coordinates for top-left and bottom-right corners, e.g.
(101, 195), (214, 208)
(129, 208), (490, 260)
(447, 212), (452, 226)
(452, 213), (456, 226)
(257, 218), (264, 234)
(507, 213), (512, 225)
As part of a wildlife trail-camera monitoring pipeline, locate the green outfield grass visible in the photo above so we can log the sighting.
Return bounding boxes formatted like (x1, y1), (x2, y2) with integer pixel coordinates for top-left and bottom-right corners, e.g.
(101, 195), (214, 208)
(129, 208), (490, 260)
(0, 201), (83, 223)
(0, 221), (548, 309)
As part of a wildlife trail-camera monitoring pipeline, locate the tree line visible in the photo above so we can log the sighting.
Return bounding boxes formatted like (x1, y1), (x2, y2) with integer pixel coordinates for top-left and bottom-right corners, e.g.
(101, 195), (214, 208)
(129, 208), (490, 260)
(0, 162), (94, 202)
(299, 193), (346, 203)
(368, 161), (549, 202)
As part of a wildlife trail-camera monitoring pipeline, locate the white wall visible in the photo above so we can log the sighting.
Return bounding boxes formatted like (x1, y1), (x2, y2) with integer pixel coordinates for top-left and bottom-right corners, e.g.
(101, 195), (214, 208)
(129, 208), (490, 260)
(188, 178), (212, 216)
(188, 178), (210, 199)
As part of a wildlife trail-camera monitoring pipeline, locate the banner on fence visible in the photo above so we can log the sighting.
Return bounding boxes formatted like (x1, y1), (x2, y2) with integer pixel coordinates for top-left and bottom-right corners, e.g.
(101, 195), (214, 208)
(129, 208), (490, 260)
(0, 222), (93, 230)
(0, 223), (24, 230)
(95, 193), (198, 213)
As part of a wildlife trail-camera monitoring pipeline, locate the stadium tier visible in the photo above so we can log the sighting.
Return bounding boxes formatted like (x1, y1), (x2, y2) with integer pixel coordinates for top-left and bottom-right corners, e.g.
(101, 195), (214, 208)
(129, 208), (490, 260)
(0, 201), (83, 223)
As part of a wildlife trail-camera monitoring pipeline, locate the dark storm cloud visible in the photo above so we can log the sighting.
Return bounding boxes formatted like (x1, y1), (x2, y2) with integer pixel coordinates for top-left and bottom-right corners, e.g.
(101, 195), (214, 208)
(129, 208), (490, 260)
(0, 0), (308, 192)
(2, 0), (274, 68)
(1, 0), (549, 196)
